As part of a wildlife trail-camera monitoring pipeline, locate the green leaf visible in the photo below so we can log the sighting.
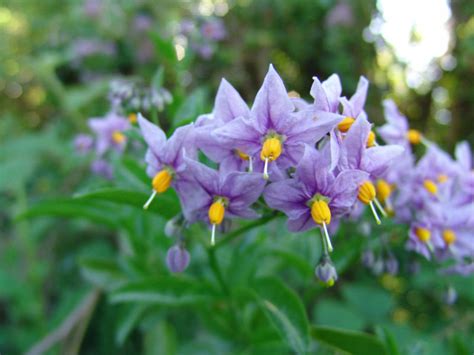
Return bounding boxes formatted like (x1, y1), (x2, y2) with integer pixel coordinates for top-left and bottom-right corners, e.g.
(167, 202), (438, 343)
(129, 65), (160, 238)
(110, 277), (216, 306)
(342, 284), (394, 323)
(18, 198), (118, 227)
(173, 88), (207, 127)
(74, 188), (180, 219)
(115, 304), (150, 346)
(311, 326), (387, 355)
(314, 300), (365, 331)
(252, 277), (310, 354)
(80, 257), (127, 291)
(151, 33), (177, 63)
(152, 67), (165, 89)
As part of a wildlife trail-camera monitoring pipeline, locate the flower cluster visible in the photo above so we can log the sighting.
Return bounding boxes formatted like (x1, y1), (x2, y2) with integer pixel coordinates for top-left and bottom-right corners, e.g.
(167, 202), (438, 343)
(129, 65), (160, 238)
(377, 100), (474, 275)
(138, 65), (408, 283)
(178, 17), (227, 59)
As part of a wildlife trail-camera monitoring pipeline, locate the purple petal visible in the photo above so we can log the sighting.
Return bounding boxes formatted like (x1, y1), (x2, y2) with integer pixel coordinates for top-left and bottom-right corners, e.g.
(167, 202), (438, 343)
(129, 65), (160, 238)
(264, 179), (309, 219)
(383, 99), (408, 130)
(362, 144), (404, 178)
(251, 64), (295, 133)
(213, 117), (262, 155)
(329, 169), (369, 213)
(183, 158), (219, 195)
(295, 145), (334, 196)
(164, 123), (196, 171)
(221, 171), (266, 208)
(287, 212), (315, 232)
(174, 179), (211, 223)
(214, 78), (250, 123)
(340, 116), (371, 170)
(455, 141), (472, 171)
(137, 114), (166, 156)
(322, 74), (343, 112)
(349, 76), (369, 116)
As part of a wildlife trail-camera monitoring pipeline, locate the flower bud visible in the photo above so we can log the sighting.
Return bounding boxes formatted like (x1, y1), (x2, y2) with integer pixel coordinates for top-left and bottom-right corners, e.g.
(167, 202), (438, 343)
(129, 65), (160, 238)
(361, 249), (375, 267)
(166, 245), (190, 273)
(443, 286), (457, 305)
(165, 216), (180, 238)
(385, 256), (399, 275)
(315, 255), (338, 287)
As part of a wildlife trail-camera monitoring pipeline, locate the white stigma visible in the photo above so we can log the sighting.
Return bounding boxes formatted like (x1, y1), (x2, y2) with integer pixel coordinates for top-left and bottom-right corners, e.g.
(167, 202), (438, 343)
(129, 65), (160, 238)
(211, 224), (216, 246)
(373, 198), (387, 218)
(369, 201), (381, 225)
(263, 158), (270, 180)
(143, 191), (157, 210)
(248, 156), (253, 173)
(321, 222), (333, 253)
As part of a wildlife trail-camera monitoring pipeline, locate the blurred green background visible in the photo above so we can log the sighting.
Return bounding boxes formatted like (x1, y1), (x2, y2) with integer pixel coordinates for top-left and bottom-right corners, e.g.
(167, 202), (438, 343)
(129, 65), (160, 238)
(1, 0), (473, 354)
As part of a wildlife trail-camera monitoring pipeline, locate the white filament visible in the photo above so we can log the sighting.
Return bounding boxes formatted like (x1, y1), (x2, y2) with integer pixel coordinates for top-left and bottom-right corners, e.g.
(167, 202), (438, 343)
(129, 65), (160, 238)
(248, 157), (253, 173)
(322, 222), (333, 253)
(211, 224), (216, 246)
(263, 158), (269, 180)
(143, 191), (157, 210)
(369, 201), (381, 225)
(374, 198), (387, 217)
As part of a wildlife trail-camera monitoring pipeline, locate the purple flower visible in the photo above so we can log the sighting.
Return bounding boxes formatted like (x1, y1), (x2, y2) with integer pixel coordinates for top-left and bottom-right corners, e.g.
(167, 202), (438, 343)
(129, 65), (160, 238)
(385, 255), (399, 275)
(264, 145), (368, 252)
(215, 65), (342, 180)
(440, 261), (474, 276)
(74, 134), (94, 155)
(181, 159), (266, 245)
(339, 76), (369, 121)
(166, 245), (190, 273)
(326, 0), (354, 27)
(194, 79), (252, 173)
(91, 159), (113, 180)
(378, 99), (426, 148)
(201, 18), (226, 41)
(133, 14), (153, 32)
(407, 221), (434, 259)
(310, 74), (342, 114)
(137, 114), (197, 211)
(455, 141), (474, 196)
(88, 112), (130, 156)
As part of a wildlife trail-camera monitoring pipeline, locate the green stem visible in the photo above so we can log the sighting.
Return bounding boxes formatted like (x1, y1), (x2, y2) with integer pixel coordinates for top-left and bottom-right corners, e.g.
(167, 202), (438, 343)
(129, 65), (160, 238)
(213, 212), (280, 250)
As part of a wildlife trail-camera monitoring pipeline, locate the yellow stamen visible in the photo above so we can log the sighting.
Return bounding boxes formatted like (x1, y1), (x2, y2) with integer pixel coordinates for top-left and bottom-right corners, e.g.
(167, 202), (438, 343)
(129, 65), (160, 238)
(437, 174), (448, 183)
(152, 169), (173, 193)
(358, 181), (376, 204)
(415, 227), (431, 243)
(287, 90), (300, 98)
(235, 149), (250, 161)
(208, 200), (226, 245)
(376, 179), (392, 203)
(423, 179), (438, 195)
(443, 229), (456, 246)
(128, 113), (137, 123)
(338, 117), (355, 133)
(112, 131), (126, 144)
(311, 199), (331, 225)
(406, 129), (422, 145)
(260, 137), (282, 162)
(208, 200), (225, 225)
(366, 131), (376, 147)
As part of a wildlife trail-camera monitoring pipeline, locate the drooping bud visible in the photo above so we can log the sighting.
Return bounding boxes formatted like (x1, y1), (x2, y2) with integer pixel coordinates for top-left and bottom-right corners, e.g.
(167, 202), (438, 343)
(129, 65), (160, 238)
(442, 229), (456, 246)
(166, 245), (190, 273)
(423, 179), (438, 195)
(315, 255), (338, 287)
(376, 179), (392, 203)
(415, 227), (431, 243)
(165, 214), (183, 238)
(366, 131), (376, 147)
(337, 117), (355, 133)
(112, 131), (126, 144)
(406, 129), (422, 144)
(152, 169), (173, 193)
(311, 199), (331, 225)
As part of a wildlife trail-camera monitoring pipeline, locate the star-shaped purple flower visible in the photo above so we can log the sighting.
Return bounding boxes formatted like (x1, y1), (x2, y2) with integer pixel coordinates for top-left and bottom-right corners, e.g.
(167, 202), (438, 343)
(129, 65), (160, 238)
(88, 111), (130, 156)
(181, 158), (266, 244)
(214, 65), (342, 180)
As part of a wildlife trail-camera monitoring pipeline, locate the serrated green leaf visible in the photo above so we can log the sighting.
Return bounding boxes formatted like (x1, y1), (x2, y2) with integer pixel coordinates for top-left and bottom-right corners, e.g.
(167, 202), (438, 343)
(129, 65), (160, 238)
(252, 277), (310, 355)
(110, 277), (216, 306)
(311, 326), (387, 355)
(74, 188), (180, 219)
